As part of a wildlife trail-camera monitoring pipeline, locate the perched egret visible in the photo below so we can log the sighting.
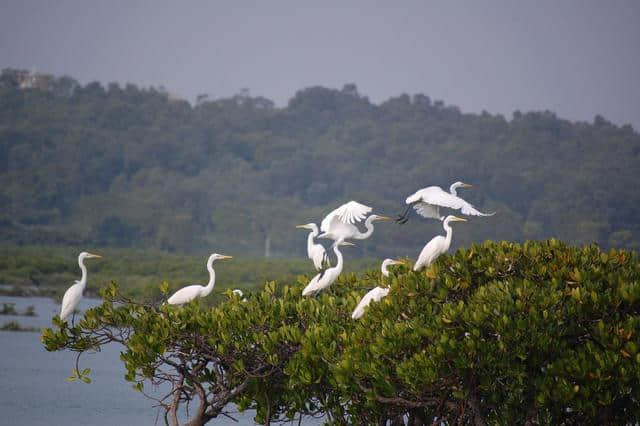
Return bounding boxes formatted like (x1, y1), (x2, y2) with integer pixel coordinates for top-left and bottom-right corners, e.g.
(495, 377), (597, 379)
(296, 223), (328, 270)
(60, 251), (102, 323)
(318, 201), (391, 242)
(302, 240), (354, 297)
(351, 259), (405, 320)
(397, 181), (494, 224)
(167, 253), (232, 305)
(413, 215), (467, 271)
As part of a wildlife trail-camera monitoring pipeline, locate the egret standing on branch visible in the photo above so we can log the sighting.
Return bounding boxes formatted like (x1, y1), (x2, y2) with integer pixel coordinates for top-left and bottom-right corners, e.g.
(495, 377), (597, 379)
(397, 181), (494, 224)
(296, 223), (328, 270)
(60, 251), (102, 324)
(413, 215), (467, 271)
(318, 201), (391, 242)
(302, 240), (354, 297)
(167, 253), (232, 305)
(351, 258), (405, 320)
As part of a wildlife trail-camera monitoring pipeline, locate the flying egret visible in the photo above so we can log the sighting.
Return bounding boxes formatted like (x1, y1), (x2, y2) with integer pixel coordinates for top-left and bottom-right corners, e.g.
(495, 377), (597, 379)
(60, 251), (102, 324)
(413, 215), (467, 271)
(296, 223), (328, 270)
(302, 240), (354, 297)
(397, 181), (494, 224)
(318, 200), (391, 242)
(351, 258), (405, 320)
(167, 253), (232, 305)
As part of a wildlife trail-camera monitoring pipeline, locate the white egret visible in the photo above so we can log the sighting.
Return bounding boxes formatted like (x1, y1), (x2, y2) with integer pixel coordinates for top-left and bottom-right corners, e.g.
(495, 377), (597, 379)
(397, 181), (494, 223)
(295, 223), (328, 270)
(167, 253), (232, 305)
(318, 201), (391, 242)
(302, 240), (354, 297)
(60, 251), (102, 323)
(413, 215), (467, 271)
(351, 258), (405, 320)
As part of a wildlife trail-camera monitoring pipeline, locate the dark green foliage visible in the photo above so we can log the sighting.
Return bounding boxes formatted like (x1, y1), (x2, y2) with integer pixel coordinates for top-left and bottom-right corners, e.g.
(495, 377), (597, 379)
(2, 69), (639, 257)
(42, 240), (640, 425)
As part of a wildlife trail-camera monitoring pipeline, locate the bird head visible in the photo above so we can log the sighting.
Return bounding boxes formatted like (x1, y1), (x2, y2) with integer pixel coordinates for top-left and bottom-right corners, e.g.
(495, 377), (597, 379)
(368, 214), (392, 222)
(381, 258), (407, 276)
(450, 181), (473, 193)
(445, 215), (467, 224)
(210, 253), (233, 261)
(80, 251), (102, 260)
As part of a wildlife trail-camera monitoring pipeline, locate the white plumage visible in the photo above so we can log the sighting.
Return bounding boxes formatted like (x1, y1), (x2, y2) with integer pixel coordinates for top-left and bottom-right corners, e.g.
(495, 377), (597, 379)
(351, 287), (389, 320)
(413, 215), (466, 271)
(318, 201), (390, 242)
(296, 223), (328, 270)
(60, 251), (102, 322)
(351, 258), (404, 320)
(302, 240), (354, 297)
(398, 181), (494, 222)
(167, 253), (232, 305)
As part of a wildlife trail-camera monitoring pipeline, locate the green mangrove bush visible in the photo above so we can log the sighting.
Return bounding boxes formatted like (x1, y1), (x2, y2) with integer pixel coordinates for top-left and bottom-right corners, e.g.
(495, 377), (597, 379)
(42, 240), (640, 425)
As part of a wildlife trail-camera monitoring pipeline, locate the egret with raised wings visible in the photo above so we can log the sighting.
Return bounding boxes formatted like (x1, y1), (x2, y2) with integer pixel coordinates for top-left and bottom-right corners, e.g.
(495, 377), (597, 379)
(167, 253), (232, 305)
(397, 181), (494, 224)
(302, 240), (354, 297)
(296, 223), (328, 270)
(351, 258), (405, 320)
(318, 201), (391, 242)
(60, 251), (102, 324)
(413, 215), (466, 271)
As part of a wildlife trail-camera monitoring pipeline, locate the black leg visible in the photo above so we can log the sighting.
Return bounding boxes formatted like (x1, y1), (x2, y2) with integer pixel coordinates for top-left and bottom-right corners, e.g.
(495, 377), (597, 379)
(395, 205), (409, 223)
(396, 205), (412, 224)
(71, 311), (76, 327)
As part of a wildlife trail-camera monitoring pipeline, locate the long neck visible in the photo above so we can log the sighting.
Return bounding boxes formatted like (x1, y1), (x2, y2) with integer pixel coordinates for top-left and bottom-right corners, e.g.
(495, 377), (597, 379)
(356, 216), (376, 239)
(306, 231), (316, 253)
(381, 260), (391, 277)
(77, 256), (88, 289)
(443, 220), (454, 249)
(449, 183), (459, 196)
(201, 260), (216, 297)
(333, 245), (345, 275)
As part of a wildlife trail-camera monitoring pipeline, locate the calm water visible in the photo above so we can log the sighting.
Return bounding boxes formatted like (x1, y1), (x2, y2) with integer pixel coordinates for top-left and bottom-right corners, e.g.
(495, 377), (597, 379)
(0, 296), (291, 426)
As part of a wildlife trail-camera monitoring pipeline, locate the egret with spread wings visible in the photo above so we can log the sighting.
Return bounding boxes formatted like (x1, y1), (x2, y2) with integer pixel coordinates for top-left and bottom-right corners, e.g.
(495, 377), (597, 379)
(397, 181), (494, 224)
(318, 201), (391, 242)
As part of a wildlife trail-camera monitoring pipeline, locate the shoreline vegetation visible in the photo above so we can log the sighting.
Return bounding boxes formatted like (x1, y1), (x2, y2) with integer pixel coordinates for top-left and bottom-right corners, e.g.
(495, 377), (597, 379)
(1, 320), (38, 332)
(0, 302), (36, 316)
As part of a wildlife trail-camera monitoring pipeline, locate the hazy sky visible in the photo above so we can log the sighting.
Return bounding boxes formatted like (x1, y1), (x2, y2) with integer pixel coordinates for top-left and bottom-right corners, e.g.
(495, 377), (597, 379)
(1, 0), (639, 129)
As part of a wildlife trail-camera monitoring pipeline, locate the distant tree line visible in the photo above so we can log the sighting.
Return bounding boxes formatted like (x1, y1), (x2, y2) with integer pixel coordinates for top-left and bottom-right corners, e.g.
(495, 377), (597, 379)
(1, 68), (639, 257)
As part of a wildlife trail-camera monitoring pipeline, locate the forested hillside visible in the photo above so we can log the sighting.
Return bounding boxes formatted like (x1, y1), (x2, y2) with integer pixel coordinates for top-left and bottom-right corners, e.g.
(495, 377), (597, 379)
(1, 69), (639, 258)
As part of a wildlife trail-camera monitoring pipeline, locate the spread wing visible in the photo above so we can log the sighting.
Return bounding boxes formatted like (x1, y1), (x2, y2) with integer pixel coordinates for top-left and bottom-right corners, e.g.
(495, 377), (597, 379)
(321, 201), (372, 232)
(413, 202), (441, 219)
(409, 187), (493, 217)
